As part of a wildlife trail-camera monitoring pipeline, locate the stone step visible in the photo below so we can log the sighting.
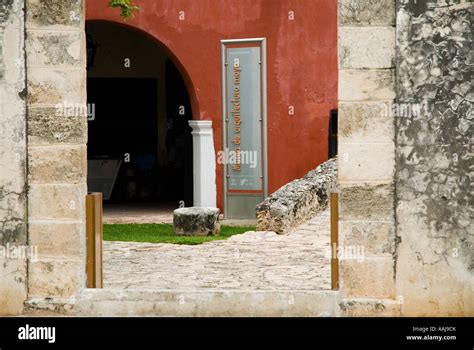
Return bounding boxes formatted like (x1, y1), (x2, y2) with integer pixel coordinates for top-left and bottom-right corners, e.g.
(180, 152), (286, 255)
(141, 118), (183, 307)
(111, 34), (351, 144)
(339, 298), (402, 317)
(76, 289), (340, 317)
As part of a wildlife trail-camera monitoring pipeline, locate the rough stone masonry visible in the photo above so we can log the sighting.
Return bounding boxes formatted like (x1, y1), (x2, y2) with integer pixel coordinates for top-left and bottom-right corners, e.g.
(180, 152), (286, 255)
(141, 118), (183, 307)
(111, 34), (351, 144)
(256, 158), (337, 234)
(395, 0), (473, 316)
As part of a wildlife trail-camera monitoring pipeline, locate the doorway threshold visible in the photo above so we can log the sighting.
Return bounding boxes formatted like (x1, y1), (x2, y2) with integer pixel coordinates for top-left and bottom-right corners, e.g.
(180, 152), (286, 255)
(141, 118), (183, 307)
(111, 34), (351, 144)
(77, 288), (340, 317)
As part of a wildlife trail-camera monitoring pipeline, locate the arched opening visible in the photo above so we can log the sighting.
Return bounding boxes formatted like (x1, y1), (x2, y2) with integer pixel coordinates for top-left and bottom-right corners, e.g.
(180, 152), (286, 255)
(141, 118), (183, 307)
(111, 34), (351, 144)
(86, 20), (194, 221)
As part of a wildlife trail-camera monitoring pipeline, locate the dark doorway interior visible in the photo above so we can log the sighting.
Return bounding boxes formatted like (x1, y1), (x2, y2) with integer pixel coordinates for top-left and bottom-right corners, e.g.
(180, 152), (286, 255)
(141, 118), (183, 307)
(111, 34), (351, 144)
(88, 77), (158, 203)
(88, 77), (158, 157)
(328, 109), (338, 159)
(165, 60), (194, 207)
(87, 74), (193, 207)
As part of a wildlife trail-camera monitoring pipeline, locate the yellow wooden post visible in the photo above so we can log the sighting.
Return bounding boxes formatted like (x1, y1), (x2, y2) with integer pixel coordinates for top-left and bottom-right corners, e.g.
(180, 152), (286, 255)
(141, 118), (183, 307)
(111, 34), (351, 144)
(86, 192), (103, 288)
(330, 192), (339, 290)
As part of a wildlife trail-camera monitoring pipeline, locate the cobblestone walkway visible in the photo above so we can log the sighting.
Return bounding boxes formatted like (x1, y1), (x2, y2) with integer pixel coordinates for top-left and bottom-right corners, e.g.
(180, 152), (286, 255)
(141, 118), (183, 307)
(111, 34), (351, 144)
(103, 209), (331, 290)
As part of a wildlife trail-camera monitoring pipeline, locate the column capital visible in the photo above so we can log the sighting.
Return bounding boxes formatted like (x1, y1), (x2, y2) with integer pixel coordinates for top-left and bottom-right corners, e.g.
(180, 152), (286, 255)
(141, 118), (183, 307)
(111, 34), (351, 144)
(188, 120), (213, 134)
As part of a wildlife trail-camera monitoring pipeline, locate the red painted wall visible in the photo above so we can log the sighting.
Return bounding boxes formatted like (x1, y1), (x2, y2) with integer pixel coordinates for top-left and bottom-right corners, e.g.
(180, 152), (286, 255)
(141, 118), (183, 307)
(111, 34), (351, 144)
(86, 0), (338, 212)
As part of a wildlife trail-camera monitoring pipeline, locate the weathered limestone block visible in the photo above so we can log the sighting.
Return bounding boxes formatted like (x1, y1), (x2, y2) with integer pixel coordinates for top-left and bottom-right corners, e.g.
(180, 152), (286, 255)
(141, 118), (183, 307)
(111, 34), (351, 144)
(28, 107), (87, 145)
(28, 184), (86, 221)
(339, 183), (394, 221)
(26, 30), (83, 67)
(26, 0), (83, 29)
(256, 158), (337, 234)
(338, 142), (394, 182)
(173, 207), (220, 236)
(28, 145), (87, 183)
(28, 259), (81, 298)
(339, 69), (395, 101)
(339, 298), (401, 317)
(27, 68), (86, 105)
(338, 0), (395, 26)
(339, 102), (394, 143)
(340, 257), (395, 299)
(340, 221), (395, 256)
(29, 222), (83, 259)
(339, 27), (395, 69)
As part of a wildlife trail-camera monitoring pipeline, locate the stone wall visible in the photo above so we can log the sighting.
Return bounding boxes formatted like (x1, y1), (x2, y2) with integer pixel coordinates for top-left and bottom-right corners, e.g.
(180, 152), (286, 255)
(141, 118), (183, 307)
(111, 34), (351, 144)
(0, 0), (28, 315)
(395, 0), (473, 316)
(25, 0), (87, 309)
(337, 0), (398, 309)
(337, 0), (473, 316)
(256, 158), (337, 234)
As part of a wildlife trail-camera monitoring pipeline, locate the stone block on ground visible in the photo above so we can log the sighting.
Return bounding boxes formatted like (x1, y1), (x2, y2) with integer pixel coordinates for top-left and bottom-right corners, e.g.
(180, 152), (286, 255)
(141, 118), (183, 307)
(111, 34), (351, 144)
(173, 207), (220, 236)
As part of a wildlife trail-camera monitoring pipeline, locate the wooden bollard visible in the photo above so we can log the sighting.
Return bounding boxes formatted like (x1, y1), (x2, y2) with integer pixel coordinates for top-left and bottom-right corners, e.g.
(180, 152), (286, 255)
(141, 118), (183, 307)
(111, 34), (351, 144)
(86, 192), (103, 288)
(330, 192), (339, 290)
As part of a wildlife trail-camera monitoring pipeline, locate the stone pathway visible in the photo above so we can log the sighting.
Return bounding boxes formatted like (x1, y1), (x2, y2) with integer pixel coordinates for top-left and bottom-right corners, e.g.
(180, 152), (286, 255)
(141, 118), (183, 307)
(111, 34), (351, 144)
(103, 209), (331, 290)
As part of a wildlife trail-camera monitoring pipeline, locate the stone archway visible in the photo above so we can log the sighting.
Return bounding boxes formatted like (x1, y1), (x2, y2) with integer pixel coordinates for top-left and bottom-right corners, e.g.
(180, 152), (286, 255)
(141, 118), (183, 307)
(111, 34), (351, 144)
(85, 20), (195, 213)
(83, 16), (216, 209)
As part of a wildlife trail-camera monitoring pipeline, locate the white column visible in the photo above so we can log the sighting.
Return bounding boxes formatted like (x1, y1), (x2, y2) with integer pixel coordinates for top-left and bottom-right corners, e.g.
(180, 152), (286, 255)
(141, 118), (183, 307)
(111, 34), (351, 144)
(188, 120), (217, 207)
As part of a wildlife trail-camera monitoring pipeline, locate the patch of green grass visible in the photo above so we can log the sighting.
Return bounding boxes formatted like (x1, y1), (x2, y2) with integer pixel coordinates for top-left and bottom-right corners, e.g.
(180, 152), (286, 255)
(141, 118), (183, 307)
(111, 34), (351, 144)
(103, 223), (255, 245)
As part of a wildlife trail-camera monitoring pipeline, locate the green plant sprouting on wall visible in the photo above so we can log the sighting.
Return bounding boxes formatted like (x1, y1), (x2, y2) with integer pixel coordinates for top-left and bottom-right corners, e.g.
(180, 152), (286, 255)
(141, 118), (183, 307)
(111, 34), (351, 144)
(108, 0), (139, 20)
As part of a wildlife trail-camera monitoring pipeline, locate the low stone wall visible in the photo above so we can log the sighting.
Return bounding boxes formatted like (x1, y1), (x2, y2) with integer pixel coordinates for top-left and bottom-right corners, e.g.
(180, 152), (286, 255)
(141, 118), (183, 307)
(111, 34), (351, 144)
(256, 158), (337, 234)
